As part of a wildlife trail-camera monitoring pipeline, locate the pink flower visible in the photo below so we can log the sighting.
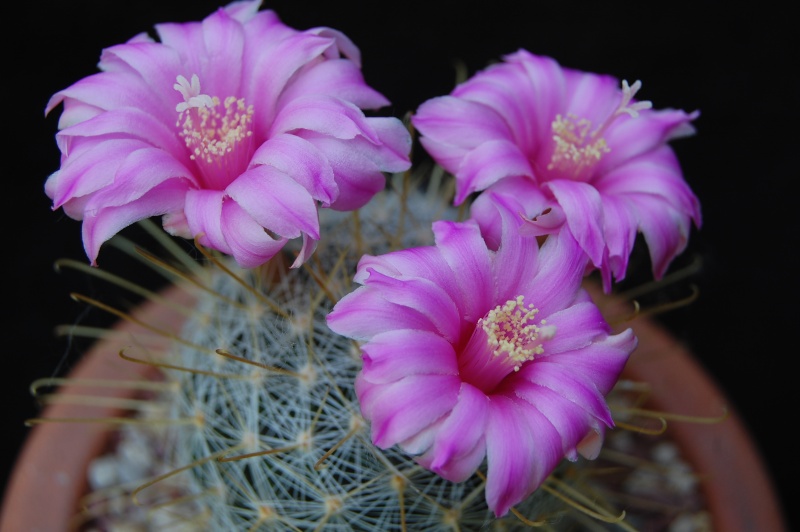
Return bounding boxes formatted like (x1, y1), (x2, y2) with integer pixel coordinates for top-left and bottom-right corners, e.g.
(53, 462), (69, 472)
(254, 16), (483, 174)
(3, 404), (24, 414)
(45, 0), (411, 268)
(326, 204), (636, 516)
(411, 49), (701, 290)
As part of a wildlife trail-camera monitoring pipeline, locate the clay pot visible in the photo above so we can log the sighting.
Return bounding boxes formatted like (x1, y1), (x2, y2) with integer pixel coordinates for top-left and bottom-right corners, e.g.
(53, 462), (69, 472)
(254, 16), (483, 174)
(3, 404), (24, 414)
(0, 285), (194, 532)
(0, 284), (787, 531)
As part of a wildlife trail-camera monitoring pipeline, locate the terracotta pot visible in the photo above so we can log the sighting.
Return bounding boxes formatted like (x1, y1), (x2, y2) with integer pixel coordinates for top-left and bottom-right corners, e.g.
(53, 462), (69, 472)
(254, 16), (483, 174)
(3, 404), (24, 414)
(0, 284), (787, 531)
(0, 285), (194, 532)
(602, 297), (787, 531)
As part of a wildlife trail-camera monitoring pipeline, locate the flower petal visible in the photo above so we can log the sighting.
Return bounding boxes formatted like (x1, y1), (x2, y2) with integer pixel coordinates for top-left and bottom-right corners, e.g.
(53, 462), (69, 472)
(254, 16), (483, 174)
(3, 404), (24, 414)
(226, 164), (320, 239)
(356, 373), (461, 448)
(360, 329), (459, 384)
(484, 396), (561, 516)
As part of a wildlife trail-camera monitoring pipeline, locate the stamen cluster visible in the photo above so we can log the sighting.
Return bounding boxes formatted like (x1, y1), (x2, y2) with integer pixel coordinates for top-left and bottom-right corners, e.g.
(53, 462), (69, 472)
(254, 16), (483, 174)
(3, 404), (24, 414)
(480, 295), (545, 369)
(177, 93), (254, 166)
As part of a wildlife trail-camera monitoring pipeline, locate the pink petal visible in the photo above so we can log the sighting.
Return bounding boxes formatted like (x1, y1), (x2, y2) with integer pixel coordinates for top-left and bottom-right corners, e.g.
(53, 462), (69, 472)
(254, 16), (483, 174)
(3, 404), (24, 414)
(537, 298), (611, 355)
(521, 229), (587, 317)
(543, 179), (606, 269)
(83, 147), (194, 208)
(412, 96), (514, 175)
(628, 194), (693, 279)
(358, 269), (462, 343)
(271, 95), (380, 143)
(357, 373), (461, 448)
(199, 6), (246, 98)
(97, 42), (184, 115)
(470, 176), (550, 250)
(184, 189), (231, 253)
(326, 287), (444, 341)
(598, 108), (699, 174)
(508, 378), (600, 461)
(353, 247), (459, 298)
(484, 396), (561, 516)
(299, 126), (410, 211)
(82, 180), (189, 265)
(47, 139), (154, 208)
(249, 134), (338, 206)
(416, 383), (489, 481)
(278, 58), (390, 109)
(360, 329), (459, 384)
(226, 164), (319, 239)
(491, 198), (541, 303)
(245, 33), (334, 131)
(220, 200), (289, 268)
(56, 107), (189, 165)
(454, 139), (534, 205)
(432, 220), (494, 323)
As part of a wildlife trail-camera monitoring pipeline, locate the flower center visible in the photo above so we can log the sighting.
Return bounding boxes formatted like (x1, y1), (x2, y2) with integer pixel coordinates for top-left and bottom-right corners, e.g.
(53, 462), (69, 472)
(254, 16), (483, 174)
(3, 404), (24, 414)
(174, 74), (255, 190)
(547, 80), (652, 179)
(479, 295), (553, 372)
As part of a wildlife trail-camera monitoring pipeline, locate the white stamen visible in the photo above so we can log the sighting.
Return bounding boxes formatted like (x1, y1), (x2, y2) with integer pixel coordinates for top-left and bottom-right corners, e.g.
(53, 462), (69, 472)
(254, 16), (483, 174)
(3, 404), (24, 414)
(548, 80), (653, 175)
(174, 74), (214, 112)
(479, 295), (553, 371)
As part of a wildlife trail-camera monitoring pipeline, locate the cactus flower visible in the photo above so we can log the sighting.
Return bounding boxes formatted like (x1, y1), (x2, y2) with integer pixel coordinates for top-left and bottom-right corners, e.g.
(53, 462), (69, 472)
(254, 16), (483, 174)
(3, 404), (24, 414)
(327, 202), (636, 516)
(45, 0), (411, 268)
(412, 49), (701, 290)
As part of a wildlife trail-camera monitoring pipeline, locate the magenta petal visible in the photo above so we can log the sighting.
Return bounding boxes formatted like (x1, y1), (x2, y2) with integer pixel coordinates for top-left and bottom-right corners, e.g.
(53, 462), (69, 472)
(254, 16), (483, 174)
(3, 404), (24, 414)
(246, 33), (334, 131)
(220, 200), (289, 268)
(289, 232), (318, 268)
(271, 95), (380, 142)
(432, 220), (493, 323)
(183, 189), (231, 254)
(353, 248), (459, 298)
(470, 176), (551, 250)
(57, 107), (188, 162)
(82, 180), (189, 265)
(359, 269), (462, 343)
(199, 6), (246, 99)
(357, 373), (461, 448)
(455, 139), (534, 205)
(594, 195), (638, 281)
(98, 42), (184, 114)
(628, 194), (693, 279)
(544, 179), (605, 269)
(226, 165), (320, 239)
(509, 379), (599, 461)
(521, 229), (586, 317)
(249, 134), (338, 206)
(360, 329), (459, 384)
(47, 139), (153, 208)
(421, 383), (489, 482)
(279, 58), (390, 109)
(412, 96), (514, 174)
(83, 148), (194, 209)
(491, 199), (541, 303)
(300, 129), (407, 211)
(484, 396), (561, 516)
(538, 298), (610, 355)
(326, 287), (444, 341)
(599, 108), (698, 174)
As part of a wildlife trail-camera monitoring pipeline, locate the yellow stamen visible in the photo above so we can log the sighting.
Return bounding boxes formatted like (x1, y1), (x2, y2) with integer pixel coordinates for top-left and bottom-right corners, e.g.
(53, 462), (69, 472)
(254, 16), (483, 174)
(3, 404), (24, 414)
(479, 295), (554, 370)
(547, 80), (652, 176)
(174, 74), (255, 188)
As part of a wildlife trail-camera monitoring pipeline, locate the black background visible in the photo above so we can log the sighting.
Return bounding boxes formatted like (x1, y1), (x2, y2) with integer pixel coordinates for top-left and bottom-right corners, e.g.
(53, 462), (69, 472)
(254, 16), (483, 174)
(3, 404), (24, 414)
(5, 1), (797, 529)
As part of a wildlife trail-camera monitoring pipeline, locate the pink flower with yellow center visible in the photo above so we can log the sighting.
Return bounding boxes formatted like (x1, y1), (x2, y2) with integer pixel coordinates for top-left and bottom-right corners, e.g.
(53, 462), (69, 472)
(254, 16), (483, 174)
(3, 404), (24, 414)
(326, 204), (636, 516)
(411, 49), (701, 290)
(45, 0), (411, 268)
